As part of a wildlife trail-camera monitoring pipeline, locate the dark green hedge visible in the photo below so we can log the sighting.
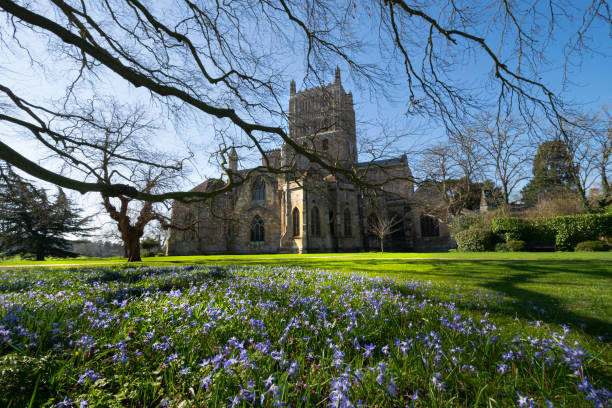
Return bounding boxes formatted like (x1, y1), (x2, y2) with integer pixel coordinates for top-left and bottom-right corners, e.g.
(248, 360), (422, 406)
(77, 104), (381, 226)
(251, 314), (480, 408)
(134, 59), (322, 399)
(455, 228), (495, 252)
(543, 214), (612, 250)
(491, 217), (553, 242)
(490, 213), (612, 251)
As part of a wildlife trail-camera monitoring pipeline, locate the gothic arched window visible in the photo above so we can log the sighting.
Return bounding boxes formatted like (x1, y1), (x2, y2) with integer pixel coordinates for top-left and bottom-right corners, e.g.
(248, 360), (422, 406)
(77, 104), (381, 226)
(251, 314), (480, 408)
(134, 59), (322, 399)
(250, 215), (265, 243)
(390, 212), (405, 240)
(292, 208), (300, 237)
(252, 178), (266, 201)
(420, 215), (439, 237)
(310, 207), (321, 236)
(329, 211), (335, 237)
(343, 208), (352, 237)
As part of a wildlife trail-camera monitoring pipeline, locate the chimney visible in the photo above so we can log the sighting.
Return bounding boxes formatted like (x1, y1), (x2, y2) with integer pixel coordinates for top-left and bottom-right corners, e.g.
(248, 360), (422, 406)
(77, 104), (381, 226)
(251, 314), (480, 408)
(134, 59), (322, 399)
(290, 80), (296, 95)
(334, 66), (341, 84)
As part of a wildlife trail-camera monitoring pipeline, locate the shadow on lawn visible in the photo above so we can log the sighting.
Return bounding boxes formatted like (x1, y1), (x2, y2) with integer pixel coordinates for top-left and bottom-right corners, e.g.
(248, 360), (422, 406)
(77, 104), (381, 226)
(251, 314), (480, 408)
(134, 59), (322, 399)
(480, 260), (612, 339)
(180, 258), (612, 339)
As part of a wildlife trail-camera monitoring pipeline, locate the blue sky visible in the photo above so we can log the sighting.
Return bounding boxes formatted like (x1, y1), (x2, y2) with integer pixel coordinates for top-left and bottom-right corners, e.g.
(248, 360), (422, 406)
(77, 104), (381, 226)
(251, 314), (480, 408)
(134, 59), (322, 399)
(0, 1), (610, 229)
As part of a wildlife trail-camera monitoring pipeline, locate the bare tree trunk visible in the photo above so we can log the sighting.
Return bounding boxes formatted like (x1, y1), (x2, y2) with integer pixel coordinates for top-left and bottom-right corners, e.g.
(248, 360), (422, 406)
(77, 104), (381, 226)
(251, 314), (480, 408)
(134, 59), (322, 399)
(125, 231), (142, 262)
(380, 237), (384, 254)
(602, 156), (611, 198)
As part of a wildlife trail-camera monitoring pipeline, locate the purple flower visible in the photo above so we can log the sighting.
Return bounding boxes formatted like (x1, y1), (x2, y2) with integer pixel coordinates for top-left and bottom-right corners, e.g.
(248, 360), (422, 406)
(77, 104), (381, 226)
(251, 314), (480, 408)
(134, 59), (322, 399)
(516, 392), (535, 408)
(200, 375), (212, 389)
(76, 369), (101, 385)
(228, 395), (241, 407)
(362, 344), (376, 358)
(56, 397), (74, 407)
(287, 360), (299, 377)
(263, 375), (276, 388)
(431, 372), (445, 391)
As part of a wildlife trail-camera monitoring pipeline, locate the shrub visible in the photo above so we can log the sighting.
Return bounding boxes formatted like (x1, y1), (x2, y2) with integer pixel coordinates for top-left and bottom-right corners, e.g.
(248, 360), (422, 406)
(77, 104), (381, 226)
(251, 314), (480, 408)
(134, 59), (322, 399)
(491, 217), (554, 242)
(491, 218), (533, 241)
(143, 251), (156, 258)
(505, 240), (527, 252)
(494, 242), (508, 252)
(543, 214), (612, 250)
(574, 240), (608, 252)
(495, 240), (526, 252)
(141, 237), (161, 251)
(450, 213), (483, 238)
(455, 228), (494, 252)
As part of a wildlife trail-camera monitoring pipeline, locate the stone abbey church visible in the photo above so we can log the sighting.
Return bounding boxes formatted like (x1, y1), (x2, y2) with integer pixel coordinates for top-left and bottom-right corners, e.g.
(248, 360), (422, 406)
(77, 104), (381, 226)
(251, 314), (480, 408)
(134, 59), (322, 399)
(167, 69), (451, 255)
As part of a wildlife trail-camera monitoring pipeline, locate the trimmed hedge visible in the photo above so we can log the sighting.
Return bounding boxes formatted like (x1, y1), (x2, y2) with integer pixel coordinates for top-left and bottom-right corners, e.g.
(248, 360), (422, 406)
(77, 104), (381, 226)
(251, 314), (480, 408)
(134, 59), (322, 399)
(574, 240), (608, 252)
(492, 214), (612, 251)
(455, 228), (494, 252)
(543, 214), (612, 250)
(491, 217), (553, 242)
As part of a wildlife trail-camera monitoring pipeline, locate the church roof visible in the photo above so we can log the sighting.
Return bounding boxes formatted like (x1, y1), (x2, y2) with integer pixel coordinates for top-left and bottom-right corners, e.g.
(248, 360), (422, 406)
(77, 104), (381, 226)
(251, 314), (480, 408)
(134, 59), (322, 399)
(356, 156), (405, 167)
(190, 178), (225, 193)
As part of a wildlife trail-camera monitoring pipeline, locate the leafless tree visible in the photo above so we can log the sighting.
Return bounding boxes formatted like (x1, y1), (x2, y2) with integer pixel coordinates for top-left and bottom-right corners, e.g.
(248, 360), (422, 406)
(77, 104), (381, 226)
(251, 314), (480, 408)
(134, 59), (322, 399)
(0, 0), (609, 204)
(368, 212), (401, 254)
(558, 112), (608, 210)
(448, 127), (486, 197)
(594, 108), (612, 201)
(416, 143), (458, 220)
(476, 116), (529, 205)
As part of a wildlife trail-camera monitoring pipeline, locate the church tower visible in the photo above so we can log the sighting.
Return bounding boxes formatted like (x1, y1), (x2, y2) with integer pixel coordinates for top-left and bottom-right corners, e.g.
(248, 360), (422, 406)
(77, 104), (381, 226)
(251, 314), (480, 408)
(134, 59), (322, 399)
(284, 68), (357, 170)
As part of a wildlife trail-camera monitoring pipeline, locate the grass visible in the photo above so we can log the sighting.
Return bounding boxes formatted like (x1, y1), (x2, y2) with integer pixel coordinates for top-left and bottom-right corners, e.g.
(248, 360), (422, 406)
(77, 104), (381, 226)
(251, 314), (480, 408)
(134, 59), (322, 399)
(0, 253), (610, 406)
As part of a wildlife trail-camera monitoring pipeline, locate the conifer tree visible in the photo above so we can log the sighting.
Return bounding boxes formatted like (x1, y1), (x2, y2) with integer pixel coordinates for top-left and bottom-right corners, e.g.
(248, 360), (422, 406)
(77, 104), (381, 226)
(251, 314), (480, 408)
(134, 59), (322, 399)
(0, 166), (89, 260)
(521, 140), (577, 204)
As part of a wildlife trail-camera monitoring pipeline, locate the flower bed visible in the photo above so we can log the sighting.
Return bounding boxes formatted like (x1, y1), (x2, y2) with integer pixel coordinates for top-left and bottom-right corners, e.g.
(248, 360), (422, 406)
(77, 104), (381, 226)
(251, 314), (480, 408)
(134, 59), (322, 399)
(0, 265), (609, 407)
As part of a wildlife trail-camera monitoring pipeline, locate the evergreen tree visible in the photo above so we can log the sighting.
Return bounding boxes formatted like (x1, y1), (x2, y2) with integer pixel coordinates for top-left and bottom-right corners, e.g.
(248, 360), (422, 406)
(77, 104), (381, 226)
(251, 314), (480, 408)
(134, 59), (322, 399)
(521, 140), (577, 204)
(0, 166), (89, 260)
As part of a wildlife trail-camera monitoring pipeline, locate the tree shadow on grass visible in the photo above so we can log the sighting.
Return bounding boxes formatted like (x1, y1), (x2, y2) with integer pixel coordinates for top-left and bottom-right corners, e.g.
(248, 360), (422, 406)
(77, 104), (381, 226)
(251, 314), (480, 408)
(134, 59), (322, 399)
(477, 260), (612, 339)
(177, 258), (612, 339)
(329, 258), (612, 340)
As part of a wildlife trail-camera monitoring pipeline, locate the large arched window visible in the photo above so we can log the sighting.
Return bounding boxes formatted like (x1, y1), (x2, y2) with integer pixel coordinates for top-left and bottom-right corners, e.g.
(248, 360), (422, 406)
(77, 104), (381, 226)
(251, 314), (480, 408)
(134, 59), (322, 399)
(251, 178), (266, 201)
(250, 216), (265, 243)
(420, 215), (439, 237)
(390, 212), (405, 240)
(292, 208), (300, 237)
(310, 207), (321, 236)
(343, 208), (352, 237)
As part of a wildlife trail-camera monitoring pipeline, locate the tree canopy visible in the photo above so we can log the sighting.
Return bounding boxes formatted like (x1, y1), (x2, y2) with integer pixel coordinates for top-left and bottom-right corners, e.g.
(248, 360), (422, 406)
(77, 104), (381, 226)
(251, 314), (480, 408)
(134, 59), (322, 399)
(521, 140), (577, 204)
(0, 167), (89, 260)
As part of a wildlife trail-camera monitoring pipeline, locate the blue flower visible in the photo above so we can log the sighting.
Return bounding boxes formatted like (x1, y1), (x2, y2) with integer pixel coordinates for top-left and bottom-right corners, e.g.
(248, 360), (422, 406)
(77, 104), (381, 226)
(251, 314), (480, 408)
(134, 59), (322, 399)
(200, 375), (212, 389)
(362, 344), (376, 358)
